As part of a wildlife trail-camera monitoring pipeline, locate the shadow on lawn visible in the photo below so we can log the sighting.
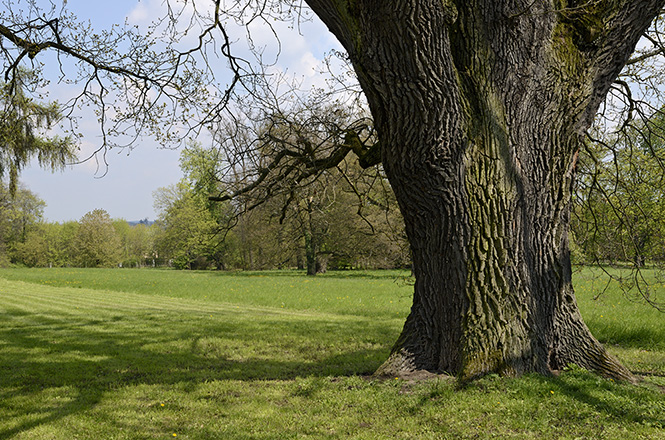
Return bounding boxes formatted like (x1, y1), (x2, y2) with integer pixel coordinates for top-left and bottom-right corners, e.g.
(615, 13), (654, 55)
(588, 321), (665, 350)
(205, 269), (410, 281)
(0, 306), (393, 438)
(2, 304), (664, 438)
(533, 371), (665, 428)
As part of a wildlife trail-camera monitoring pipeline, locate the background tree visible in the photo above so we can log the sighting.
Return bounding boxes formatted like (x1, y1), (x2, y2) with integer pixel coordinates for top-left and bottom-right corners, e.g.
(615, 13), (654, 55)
(152, 141), (241, 270)
(179, 142), (239, 269)
(73, 209), (121, 268)
(52, 221), (80, 267)
(153, 183), (234, 270)
(113, 219), (158, 268)
(266, 160), (409, 274)
(12, 221), (48, 267)
(0, 181), (45, 265)
(159, 127), (407, 273)
(0, 68), (76, 194)
(209, 93), (388, 274)
(572, 108), (665, 308)
(575, 137), (665, 265)
(325, 162), (410, 270)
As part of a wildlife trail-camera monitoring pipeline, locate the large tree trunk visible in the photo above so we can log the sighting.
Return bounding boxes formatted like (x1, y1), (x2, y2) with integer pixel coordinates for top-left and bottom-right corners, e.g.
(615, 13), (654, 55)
(307, 0), (665, 380)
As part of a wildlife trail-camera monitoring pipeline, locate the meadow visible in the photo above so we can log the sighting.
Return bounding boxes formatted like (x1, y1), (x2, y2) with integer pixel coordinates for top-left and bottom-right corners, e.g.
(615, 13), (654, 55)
(0, 267), (663, 439)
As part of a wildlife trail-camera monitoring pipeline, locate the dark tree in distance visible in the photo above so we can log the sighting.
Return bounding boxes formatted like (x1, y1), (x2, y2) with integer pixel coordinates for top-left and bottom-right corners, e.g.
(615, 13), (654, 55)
(2, 1), (665, 381)
(208, 92), (383, 275)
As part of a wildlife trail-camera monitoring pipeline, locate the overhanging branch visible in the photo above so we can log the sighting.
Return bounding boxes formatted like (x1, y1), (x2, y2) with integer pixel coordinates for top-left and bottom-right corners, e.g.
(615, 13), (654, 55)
(210, 128), (381, 204)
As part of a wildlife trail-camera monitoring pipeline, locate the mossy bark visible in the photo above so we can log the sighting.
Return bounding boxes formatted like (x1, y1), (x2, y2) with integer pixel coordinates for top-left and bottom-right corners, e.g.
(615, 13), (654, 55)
(306, 0), (664, 381)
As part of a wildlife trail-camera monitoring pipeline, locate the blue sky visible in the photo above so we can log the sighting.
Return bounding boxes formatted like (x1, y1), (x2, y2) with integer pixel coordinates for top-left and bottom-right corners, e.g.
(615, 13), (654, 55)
(18, 0), (341, 222)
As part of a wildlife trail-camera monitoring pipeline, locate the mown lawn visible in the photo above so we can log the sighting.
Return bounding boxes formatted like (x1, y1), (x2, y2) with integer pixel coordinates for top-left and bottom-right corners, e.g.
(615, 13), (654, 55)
(0, 267), (663, 439)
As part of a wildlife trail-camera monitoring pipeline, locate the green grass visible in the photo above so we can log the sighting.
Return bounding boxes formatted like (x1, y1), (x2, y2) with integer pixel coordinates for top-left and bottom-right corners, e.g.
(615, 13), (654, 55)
(0, 268), (412, 319)
(574, 266), (665, 377)
(0, 268), (664, 439)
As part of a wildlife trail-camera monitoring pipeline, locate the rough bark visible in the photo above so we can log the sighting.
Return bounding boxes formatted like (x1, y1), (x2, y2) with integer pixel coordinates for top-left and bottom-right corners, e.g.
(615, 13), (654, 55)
(306, 0), (665, 381)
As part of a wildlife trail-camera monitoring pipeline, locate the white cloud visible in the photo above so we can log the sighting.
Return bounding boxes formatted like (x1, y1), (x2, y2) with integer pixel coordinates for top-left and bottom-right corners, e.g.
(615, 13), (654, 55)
(126, 1), (150, 24)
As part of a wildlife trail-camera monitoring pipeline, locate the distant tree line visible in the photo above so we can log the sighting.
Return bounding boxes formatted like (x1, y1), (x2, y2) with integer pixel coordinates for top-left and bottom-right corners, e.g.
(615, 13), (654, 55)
(151, 140), (410, 273)
(0, 150), (410, 272)
(9, 115), (665, 272)
(8, 95), (665, 273)
(0, 188), (158, 269)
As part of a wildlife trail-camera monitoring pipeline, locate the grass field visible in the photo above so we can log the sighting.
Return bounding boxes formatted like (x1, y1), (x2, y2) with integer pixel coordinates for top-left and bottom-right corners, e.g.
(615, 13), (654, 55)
(0, 267), (663, 439)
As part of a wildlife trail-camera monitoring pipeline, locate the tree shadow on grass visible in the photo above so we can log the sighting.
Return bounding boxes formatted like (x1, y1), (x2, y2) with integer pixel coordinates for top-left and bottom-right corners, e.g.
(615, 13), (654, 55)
(531, 370), (664, 428)
(206, 269), (410, 281)
(2, 299), (664, 438)
(588, 323), (665, 350)
(0, 306), (396, 438)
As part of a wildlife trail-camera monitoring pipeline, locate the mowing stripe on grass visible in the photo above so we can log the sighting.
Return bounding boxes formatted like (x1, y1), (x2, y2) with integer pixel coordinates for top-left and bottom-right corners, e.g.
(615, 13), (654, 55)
(0, 278), (386, 323)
